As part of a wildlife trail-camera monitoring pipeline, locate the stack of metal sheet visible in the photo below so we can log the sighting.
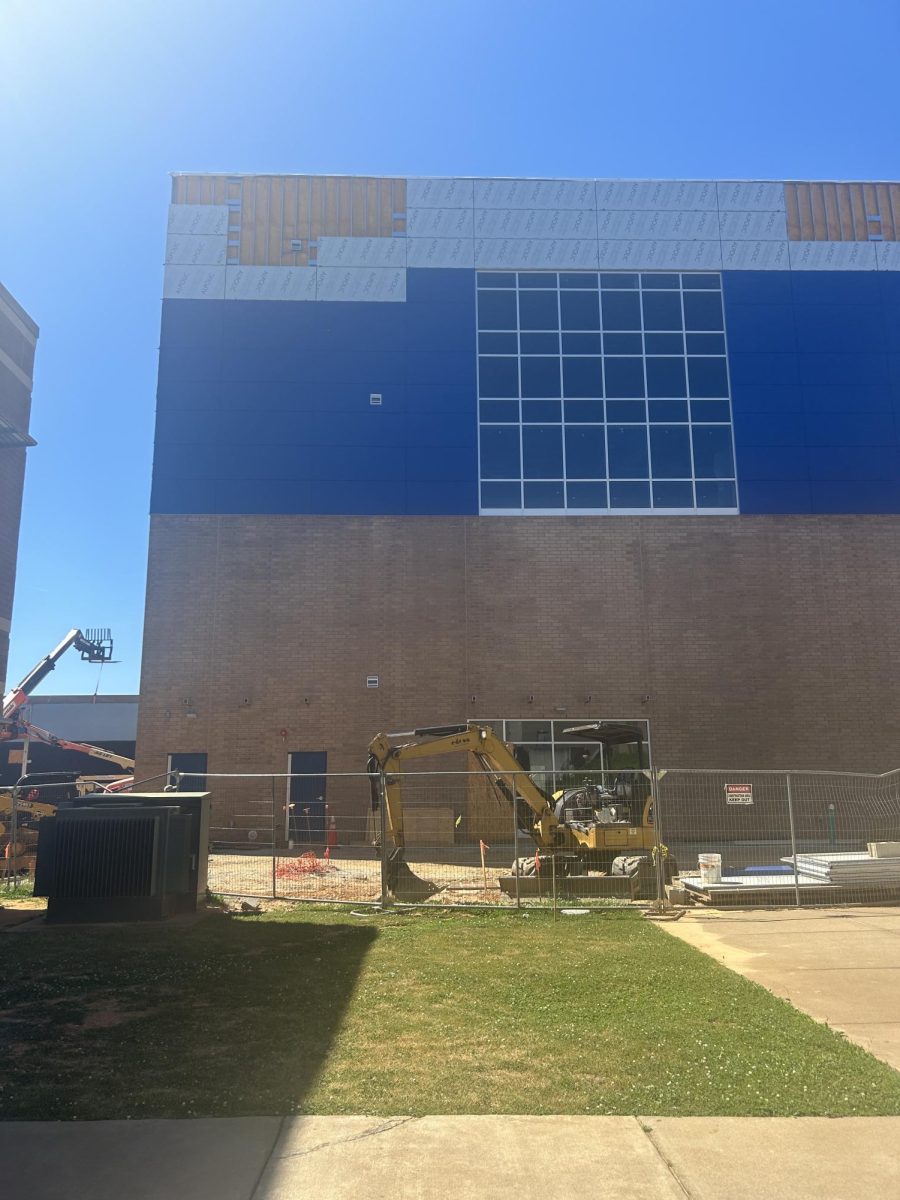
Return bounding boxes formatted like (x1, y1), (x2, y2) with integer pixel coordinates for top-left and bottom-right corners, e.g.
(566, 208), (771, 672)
(786, 852), (900, 885)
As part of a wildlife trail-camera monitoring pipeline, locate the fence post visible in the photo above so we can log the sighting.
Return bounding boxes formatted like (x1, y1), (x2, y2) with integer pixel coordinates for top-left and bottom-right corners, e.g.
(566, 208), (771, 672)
(271, 775), (277, 900)
(378, 770), (391, 911)
(511, 776), (521, 909)
(786, 772), (801, 908)
(10, 777), (20, 892)
(652, 767), (666, 907)
(551, 851), (557, 920)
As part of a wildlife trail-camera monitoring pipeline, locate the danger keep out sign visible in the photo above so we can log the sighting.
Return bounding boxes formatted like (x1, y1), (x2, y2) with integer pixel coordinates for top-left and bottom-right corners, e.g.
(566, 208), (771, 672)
(725, 784), (753, 806)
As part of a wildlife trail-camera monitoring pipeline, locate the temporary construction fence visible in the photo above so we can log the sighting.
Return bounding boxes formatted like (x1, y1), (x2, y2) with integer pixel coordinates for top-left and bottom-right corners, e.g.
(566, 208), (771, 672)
(3, 765), (900, 911)
(188, 763), (900, 911)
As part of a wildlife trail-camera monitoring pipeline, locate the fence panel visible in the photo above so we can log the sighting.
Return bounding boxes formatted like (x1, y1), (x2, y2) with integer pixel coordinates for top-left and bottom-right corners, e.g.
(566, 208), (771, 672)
(658, 768), (900, 909)
(6, 763), (899, 912)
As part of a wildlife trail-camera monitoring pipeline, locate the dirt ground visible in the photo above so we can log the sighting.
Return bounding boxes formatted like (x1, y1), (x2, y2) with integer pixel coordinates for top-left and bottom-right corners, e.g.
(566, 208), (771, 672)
(208, 852), (517, 905)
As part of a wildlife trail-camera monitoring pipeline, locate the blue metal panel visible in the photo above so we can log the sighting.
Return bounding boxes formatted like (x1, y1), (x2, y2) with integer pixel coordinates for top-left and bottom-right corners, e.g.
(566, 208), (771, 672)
(798, 352), (889, 387)
(805, 409), (896, 447)
(736, 481), (813, 514)
(790, 271), (881, 305)
(725, 305), (797, 353)
(406, 481), (478, 513)
(153, 272), (900, 518)
(808, 445), (898, 482)
(809, 480), (900, 513)
(722, 272), (793, 305)
(734, 444), (806, 480)
(793, 305), (886, 353)
(405, 445), (476, 481)
(733, 409), (806, 447)
(151, 474), (217, 513)
(727, 352), (801, 387)
(882, 308), (900, 354)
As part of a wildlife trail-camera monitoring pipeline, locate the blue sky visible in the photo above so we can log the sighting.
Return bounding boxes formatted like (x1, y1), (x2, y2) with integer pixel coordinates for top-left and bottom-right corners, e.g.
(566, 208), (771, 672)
(2, 0), (898, 694)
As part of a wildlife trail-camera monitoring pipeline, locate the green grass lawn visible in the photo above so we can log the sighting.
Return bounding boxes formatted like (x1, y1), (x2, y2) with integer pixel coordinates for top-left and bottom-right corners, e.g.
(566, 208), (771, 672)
(1, 905), (899, 1120)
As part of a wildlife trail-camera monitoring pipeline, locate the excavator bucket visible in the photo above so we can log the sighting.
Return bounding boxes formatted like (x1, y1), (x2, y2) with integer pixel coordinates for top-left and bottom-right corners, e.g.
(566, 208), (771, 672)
(386, 849), (440, 902)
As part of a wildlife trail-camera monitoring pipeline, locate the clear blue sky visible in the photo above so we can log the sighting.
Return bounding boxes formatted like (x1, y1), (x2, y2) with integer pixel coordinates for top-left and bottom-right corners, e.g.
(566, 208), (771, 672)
(2, 0), (898, 694)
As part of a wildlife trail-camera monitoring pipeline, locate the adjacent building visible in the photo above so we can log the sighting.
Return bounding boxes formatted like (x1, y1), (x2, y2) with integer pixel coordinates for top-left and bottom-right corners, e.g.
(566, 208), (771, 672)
(136, 175), (900, 837)
(0, 283), (38, 693)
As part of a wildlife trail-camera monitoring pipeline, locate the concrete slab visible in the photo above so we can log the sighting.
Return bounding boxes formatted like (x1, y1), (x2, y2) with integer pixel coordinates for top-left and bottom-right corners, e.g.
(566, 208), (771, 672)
(662, 908), (900, 1069)
(644, 1116), (900, 1200)
(6, 1116), (900, 1198)
(254, 1115), (686, 1199)
(2, 1117), (283, 1200)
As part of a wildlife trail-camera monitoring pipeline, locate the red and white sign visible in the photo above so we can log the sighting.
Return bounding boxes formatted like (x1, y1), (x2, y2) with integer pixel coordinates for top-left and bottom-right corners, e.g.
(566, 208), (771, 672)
(725, 784), (753, 806)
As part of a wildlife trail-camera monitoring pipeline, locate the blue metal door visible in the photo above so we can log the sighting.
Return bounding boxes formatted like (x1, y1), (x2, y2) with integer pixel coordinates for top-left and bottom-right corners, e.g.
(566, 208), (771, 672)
(288, 751), (327, 844)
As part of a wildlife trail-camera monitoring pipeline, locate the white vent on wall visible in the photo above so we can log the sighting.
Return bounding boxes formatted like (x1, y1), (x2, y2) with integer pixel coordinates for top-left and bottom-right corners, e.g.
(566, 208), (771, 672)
(366, 676), (380, 689)
(370, 393), (383, 406)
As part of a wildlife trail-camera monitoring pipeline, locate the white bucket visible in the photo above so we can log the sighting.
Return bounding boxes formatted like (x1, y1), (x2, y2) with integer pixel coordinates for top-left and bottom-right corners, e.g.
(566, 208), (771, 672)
(698, 853), (722, 885)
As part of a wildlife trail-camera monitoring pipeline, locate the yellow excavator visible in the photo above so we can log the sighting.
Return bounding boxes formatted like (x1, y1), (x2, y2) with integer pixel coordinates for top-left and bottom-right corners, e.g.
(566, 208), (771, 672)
(367, 721), (662, 898)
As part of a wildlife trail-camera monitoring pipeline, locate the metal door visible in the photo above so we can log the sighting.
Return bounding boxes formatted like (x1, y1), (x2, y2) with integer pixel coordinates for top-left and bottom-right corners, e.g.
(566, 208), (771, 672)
(286, 751), (327, 845)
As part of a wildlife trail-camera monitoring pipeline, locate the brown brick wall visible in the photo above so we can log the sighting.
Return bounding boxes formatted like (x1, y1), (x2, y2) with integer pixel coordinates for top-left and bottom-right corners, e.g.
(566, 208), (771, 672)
(0, 287), (37, 691)
(135, 514), (900, 828)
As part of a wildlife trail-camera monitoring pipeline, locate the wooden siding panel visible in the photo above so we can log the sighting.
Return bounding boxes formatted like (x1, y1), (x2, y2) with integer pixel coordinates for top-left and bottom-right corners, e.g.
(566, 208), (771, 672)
(338, 177), (353, 236)
(309, 177), (324, 252)
(875, 183), (895, 241)
(848, 184), (867, 241)
(323, 178), (338, 237)
(350, 178), (367, 236)
(784, 184), (802, 241)
(822, 183), (840, 240)
(786, 180), (899, 241)
(379, 179), (393, 236)
(366, 178), (380, 235)
(809, 184), (828, 240)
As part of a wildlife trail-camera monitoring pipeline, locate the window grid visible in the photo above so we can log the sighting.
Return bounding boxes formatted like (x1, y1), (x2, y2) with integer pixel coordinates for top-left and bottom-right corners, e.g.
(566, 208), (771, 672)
(476, 270), (738, 514)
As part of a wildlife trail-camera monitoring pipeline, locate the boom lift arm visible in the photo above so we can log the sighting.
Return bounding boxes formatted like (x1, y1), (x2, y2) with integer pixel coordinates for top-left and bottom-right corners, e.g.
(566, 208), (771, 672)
(2, 628), (113, 721)
(11, 720), (135, 772)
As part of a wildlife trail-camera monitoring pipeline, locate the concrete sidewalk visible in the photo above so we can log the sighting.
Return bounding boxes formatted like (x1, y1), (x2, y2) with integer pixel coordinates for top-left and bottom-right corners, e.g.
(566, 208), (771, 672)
(6, 1114), (899, 1199)
(660, 906), (900, 1069)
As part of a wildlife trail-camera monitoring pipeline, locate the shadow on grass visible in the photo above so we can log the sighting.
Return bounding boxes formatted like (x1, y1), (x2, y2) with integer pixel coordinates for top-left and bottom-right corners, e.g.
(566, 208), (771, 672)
(0, 913), (377, 1120)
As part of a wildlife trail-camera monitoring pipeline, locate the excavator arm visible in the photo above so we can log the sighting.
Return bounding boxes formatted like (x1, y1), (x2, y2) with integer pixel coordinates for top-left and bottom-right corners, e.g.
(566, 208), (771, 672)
(368, 723), (560, 855)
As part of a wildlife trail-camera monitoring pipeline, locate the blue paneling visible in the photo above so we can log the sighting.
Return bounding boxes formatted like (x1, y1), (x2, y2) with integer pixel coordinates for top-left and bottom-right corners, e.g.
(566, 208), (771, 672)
(733, 408), (806, 447)
(736, 481), (813, 514)
(723, 270), (900, 514)
(807, 445), (898, 482)
(406, 268), (474, 306)
(154, 279), (479, 515)
(793, 305), (886, 353)
(791, 271), (880, 306)
(734, 444), (806, 481)
(802, 383), (892, 412)
(798, 353), (889, 388)
(151, 474), (217, 513)
(722, 272), (793, 305)
(805, 409), (896, 447)
(406, 481), (478, 513)
(154, 270), (900, 517)
(727, 352), (801, 387)
(882, 308), (900, 354)
(725, 304), (797, 353)
(810, 480), (900, 513)
(160, 301), (224, 347)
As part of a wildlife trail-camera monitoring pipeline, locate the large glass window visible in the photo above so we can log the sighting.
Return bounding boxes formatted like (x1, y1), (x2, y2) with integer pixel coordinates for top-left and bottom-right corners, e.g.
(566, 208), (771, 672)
(476, 718), (652, 790)
(477, 270), (737, 513)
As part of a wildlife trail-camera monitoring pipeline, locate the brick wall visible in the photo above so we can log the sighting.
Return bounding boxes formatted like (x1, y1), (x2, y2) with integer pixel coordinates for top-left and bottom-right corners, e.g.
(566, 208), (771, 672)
(135, 513), (900, 831)
(0, 285), (38, 691)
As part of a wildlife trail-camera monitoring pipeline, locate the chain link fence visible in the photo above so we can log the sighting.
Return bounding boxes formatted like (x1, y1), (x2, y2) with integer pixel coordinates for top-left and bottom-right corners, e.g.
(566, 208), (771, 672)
(4, 764), (899, 910)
